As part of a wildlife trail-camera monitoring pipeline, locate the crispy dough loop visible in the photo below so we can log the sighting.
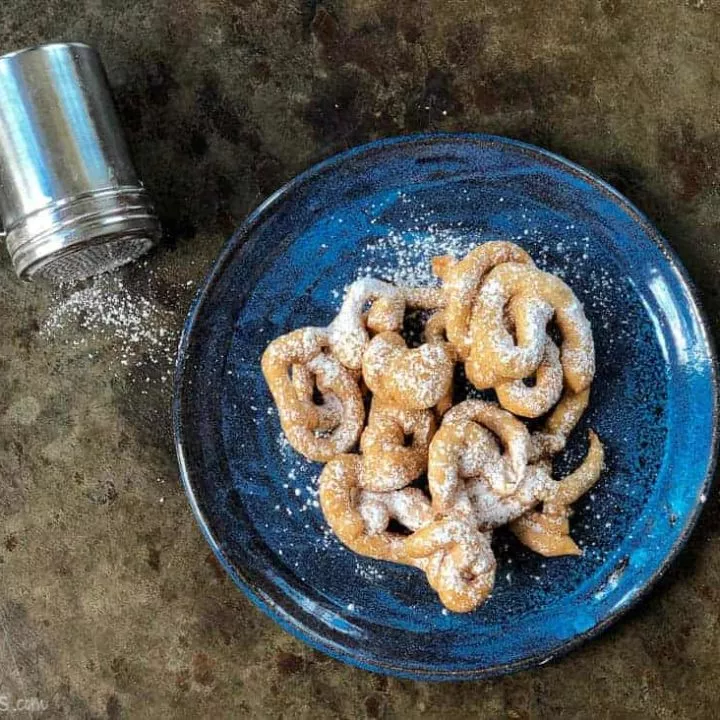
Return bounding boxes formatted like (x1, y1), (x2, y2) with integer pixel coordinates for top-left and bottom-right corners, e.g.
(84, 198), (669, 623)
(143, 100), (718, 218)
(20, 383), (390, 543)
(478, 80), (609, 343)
(319, 455), (498, 614)
(261, 328), (365, 463)
(465, 262), (595, 391)
(329, 279), (445, 369)
(362, 331), (455, 410)
(318, 454), (433, 564)
(510, 432), (604, 556)
(360, 401), (436, 492)
(495, 338), (564, 418)
(426, 400), (553, 532)
(434, 241), (535, 359)
(404, 518), (497, 613)
(439, 400), (531, 498)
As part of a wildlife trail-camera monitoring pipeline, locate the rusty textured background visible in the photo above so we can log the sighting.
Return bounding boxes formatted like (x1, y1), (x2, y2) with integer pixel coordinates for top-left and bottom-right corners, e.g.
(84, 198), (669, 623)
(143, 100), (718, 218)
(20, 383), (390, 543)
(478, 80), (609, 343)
(1, 1), (720, 718)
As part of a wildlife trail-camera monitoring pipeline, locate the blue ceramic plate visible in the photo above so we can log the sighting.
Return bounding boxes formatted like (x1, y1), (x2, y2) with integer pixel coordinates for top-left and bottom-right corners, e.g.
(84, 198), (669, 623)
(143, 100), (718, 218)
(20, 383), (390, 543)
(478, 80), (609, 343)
(174, 133), (717, 680)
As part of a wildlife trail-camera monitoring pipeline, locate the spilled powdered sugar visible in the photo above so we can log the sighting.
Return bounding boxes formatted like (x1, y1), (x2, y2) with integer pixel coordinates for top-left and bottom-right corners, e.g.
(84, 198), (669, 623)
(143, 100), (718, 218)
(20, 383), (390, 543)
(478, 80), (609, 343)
(40, 269), (185, 386)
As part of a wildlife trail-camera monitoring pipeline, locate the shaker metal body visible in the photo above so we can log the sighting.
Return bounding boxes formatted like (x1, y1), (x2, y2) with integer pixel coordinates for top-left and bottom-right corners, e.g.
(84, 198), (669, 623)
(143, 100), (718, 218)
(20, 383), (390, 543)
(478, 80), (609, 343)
(0, 42), (161, 280)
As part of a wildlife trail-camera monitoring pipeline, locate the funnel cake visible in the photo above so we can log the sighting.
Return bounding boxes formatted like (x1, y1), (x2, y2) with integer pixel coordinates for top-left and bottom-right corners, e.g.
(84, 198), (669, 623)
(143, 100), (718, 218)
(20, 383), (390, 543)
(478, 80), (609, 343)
(262, 241), (604, 612)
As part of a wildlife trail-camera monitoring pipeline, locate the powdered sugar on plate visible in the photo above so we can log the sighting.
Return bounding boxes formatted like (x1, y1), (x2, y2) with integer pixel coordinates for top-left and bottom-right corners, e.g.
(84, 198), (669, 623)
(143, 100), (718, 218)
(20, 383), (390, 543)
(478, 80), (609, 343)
(356, 225), (469, 288)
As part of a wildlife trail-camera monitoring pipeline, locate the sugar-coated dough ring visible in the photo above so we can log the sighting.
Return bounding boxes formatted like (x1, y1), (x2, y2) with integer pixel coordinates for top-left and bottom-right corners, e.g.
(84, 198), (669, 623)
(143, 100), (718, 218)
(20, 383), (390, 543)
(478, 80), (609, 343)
(424, 311), (454, 417)
(466, 262), (595, 391)
(404, 518), (496, 613)
(466, 294), (554, 390)
(320, 455), (497, 613)
(427, 420), (504, 518)
(261, 328), (364, 462)
(318, 454), (432, 564)
(291, 363), (343, 432)
(362, 331), (455, 411)
(465, 462), (554, 530)
(360, 401), (436, 492)
(495, 338), (564, 418)
(424, 310), (448, 344)
(436, 241), (535, 359)
(328, 278), (405, 369)
(263, 327), (328, 425)
(422, 409), (555, 531)
(510, 432), (604, 556)
(329, 280), (445, 369)
(439, 400), (531, 498)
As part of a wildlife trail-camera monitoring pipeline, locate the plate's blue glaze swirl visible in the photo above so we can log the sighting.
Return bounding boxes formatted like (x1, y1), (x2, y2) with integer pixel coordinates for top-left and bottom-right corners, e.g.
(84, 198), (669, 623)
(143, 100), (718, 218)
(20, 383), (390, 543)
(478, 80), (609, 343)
(174, 134), (717, 680)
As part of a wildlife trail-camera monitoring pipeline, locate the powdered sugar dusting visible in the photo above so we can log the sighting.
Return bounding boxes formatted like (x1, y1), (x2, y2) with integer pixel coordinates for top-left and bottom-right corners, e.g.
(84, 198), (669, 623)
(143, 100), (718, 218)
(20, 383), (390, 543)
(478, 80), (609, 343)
(359, 225), (469, 287)
(41, 271), (180, 383)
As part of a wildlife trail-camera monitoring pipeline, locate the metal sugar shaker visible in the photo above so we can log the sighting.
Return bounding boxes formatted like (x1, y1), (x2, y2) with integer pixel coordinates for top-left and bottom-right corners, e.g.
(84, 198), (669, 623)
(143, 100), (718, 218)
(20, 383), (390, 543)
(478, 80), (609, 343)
(0, 42), (161, 281)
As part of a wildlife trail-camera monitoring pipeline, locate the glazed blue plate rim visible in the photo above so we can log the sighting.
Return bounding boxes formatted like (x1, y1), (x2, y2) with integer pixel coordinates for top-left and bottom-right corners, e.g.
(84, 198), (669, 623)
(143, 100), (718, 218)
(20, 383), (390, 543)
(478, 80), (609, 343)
(173, 132), (719, 680)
